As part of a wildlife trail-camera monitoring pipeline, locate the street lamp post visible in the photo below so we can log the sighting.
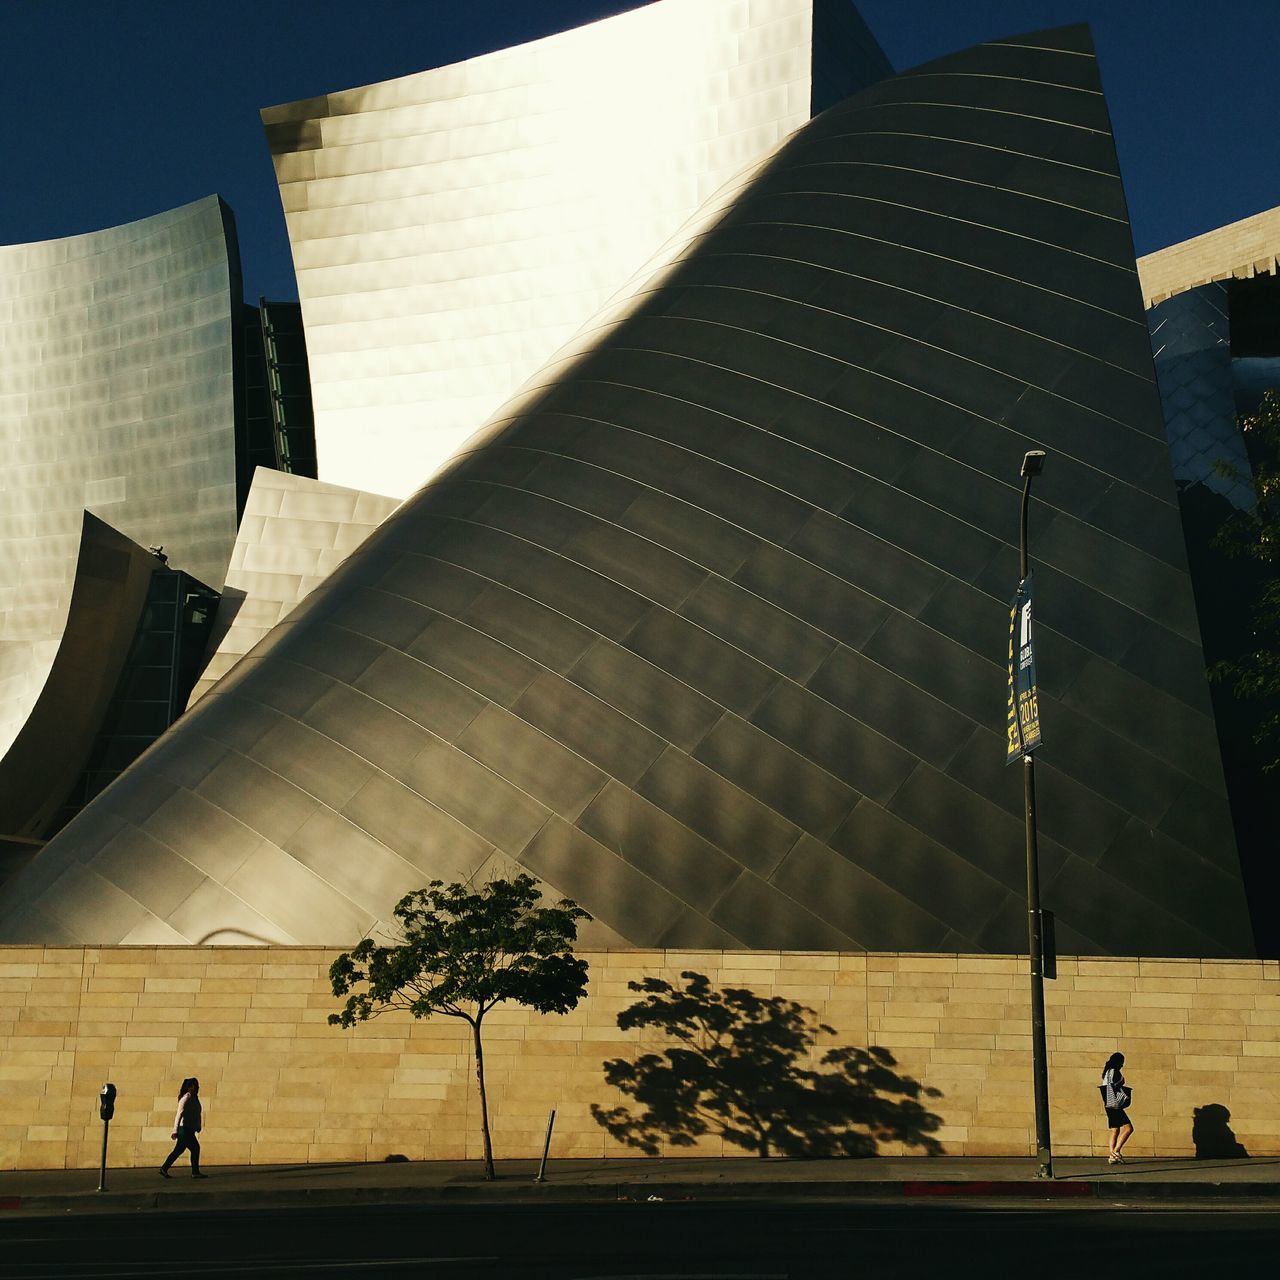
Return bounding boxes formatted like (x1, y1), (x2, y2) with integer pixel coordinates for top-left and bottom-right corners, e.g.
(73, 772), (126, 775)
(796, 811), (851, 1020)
(1018, 449), (1053, 1179)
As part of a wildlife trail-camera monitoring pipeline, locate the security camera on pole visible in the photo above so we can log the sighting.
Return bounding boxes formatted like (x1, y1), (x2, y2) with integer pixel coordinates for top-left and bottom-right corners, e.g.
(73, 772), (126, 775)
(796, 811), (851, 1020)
(1007, 449), (1052, 1180)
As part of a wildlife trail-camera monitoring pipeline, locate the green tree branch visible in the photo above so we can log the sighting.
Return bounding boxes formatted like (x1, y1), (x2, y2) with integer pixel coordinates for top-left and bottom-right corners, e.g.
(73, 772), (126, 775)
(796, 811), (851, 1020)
(328, 875), (590, 1179)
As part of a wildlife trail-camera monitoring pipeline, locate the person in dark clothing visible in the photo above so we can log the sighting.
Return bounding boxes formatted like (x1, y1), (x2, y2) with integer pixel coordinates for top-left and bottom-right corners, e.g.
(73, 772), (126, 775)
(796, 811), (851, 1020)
(159, 1077), (206, 1178)
(1100, 1052), (1133, 1163)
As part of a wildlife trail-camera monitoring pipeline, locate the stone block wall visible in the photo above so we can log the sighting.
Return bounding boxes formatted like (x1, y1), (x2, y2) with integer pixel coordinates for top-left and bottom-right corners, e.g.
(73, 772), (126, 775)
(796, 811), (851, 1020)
(1137, 204), (1280, 307)
(1, 948), (1277, 1170)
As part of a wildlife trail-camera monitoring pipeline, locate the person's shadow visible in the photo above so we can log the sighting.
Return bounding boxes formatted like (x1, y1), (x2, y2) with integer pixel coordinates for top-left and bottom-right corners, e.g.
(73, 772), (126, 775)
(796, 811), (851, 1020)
(1192, 1104), (1249, 1158)
(591, 970), (945, 1157)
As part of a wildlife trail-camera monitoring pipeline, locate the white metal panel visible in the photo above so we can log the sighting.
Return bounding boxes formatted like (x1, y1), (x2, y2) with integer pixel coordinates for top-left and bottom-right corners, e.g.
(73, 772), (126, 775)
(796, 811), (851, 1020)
(185, 468), (399, 708)
(0, 196), (239, 762)
(265, 0), (820, 499)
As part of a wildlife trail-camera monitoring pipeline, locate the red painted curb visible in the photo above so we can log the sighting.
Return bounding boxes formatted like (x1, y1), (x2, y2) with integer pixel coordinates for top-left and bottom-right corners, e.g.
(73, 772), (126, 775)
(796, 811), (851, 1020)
(0, 1198), (23, 1210)
(902, 1181), (1094, 1198)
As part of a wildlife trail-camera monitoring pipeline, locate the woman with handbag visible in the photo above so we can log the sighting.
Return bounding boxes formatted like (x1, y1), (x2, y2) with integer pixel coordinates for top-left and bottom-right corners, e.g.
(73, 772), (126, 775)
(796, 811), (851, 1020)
(1100, 1052), (1133, 1163)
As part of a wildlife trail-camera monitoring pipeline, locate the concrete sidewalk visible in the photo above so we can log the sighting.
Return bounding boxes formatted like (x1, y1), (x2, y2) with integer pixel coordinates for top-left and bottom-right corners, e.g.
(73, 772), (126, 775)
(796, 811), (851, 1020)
(3, 1154), (1279, 1218)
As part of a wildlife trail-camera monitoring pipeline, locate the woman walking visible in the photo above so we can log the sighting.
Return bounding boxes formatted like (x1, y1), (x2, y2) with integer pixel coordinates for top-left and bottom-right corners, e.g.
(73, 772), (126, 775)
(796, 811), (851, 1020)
(159, 1077), (207, 1178)
(1100, 1052), (1133, 1164)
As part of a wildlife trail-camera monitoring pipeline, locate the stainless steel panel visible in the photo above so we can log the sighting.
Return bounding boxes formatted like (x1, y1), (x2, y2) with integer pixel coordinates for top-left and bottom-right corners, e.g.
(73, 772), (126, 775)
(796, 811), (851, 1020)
(1, 22), (1253, 957)
(568, 639), (722, 753)
(89, 827), (206, 920)
(40, 864), (153, 943)
(353, 648), (487, 742)
(167, 876), (297, 946)
(453, 703), (607, 821)
(0, 197), (239, 768)
(395, 736), (550, 853)
(510, 671), (665, 787)
(578, 781), (745, 913)
(707, 868), (858, 951)
(771, 835), (949, 950)
(248, 718), (376, 810)
(194, 754), (318, 851)
(691, 713), (856, 840)
(829, 800), (1008, 937)
(624, 609), (780, 717)
(340, 774), (494, 885)
(518, 816), (687, 942)
(635, 746), (801, 879)
(264, 0), (864, 499)
(405, 614), (542, 707)
(142, 790), (264, 883)
(284, 808), (425, 922)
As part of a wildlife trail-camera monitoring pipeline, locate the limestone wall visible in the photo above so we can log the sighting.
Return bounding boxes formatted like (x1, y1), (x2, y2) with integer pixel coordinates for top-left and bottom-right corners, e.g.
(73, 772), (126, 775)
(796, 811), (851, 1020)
(2, 948), (1276, 1170)
(1137, 204), (1280, 307)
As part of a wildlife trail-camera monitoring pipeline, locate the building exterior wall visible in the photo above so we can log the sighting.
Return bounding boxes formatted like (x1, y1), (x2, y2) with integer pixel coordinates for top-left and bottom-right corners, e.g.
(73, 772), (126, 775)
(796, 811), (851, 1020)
(1145, 277), (1280, 957)
(1148, 283), (1254, 508)
(0, 195), (240, 768)
(1137, 205), (1280, 309)
(262, 0), (889, 498)
(2, 946), (1277, 1171)
(0, 514), (160, 840)
(2, 25), (1249, 958)
(187, 469), (400, 708)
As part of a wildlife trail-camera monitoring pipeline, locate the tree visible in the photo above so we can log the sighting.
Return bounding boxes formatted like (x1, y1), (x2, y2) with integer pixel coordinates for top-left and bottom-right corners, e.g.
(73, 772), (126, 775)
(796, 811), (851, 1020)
(329, 875), (590, 1180)
(591, 971), (943, 1158)
(1212, 388), (1280, 771)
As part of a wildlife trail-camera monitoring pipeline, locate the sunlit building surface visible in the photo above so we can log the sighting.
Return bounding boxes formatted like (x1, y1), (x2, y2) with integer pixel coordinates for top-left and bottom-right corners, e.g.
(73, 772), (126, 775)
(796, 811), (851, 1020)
(0, 515), (189, 843)
(0, 22), (1254, 957)
(0, 196), (240, 778)
(0, 197), (323, 848)
(187, 469), (399, 708)
(262, 0), (891, 498)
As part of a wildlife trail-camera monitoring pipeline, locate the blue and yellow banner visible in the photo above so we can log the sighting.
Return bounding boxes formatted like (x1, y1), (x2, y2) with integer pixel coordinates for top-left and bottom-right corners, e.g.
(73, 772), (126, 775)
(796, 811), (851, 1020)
(1006, 572), (1042, 763)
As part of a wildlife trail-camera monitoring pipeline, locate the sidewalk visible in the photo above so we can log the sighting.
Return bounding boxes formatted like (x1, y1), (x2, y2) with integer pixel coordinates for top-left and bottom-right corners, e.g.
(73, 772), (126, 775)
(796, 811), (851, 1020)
(3, 1154), (1278, 1218)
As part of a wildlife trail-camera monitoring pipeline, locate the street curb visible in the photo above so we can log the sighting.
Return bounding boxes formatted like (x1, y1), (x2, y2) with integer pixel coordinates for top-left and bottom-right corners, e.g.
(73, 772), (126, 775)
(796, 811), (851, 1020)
(3, 1177), (1278, 1218)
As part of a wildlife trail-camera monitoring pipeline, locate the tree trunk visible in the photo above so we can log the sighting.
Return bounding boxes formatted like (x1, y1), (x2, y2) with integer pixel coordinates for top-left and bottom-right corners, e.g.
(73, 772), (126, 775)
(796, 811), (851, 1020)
(471, 1017), (496, 1180)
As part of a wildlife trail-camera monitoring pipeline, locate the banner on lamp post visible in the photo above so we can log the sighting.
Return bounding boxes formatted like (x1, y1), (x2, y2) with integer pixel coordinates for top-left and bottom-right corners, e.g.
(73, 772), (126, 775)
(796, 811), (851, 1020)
(1006, 571), (1042, 763)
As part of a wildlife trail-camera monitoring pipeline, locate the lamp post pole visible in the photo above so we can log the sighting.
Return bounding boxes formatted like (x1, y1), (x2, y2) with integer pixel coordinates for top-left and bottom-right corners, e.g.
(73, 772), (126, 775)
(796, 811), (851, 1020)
(1019, 450), (1053, 1180)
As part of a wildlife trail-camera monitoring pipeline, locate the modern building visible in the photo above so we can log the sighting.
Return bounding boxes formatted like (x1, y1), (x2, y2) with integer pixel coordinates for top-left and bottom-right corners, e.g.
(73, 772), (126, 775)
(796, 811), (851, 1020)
(0, 197), (240, 764)
(1139, 210), (1280, 954)
(187, 468), (399, 708)
(0, 195), (326, 852)
(0, 18), (1255, 958)
(262, 0), (891, 498)
(0, 197), (244, 852)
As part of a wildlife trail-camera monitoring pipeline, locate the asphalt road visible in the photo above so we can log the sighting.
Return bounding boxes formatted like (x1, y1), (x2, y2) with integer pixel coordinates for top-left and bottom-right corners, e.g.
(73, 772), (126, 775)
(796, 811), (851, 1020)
(3, 1201), (1277, 1279)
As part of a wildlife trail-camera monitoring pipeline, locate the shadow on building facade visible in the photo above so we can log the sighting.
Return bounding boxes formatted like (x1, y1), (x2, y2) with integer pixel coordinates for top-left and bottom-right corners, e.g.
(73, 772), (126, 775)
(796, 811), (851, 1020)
(591, 970), (944, 1157)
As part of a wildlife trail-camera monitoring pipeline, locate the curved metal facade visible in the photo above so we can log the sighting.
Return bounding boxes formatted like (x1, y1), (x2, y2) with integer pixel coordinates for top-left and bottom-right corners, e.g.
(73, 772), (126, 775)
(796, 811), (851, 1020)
(1149, 283), (1254, 508)
(187, 469), (400, 708)
(0, 27), (1253, 956)
(1143, 230), (1280, 957)
(0, 514), (160, 840)
(262, 0), (890, 499)
(0, 196), (240, 768)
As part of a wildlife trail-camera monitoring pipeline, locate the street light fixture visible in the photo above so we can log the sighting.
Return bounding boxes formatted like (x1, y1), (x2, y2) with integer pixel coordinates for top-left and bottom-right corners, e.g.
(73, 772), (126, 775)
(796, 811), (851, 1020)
(1017, 448), (1052, 1179)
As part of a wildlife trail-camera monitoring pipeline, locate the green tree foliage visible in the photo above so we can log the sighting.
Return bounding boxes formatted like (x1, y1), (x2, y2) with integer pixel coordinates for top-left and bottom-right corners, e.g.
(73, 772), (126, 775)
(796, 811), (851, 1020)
(592, 971), (944, 1158)
(329, 875), (590, 1180)
(1212, 388), (1280, 770)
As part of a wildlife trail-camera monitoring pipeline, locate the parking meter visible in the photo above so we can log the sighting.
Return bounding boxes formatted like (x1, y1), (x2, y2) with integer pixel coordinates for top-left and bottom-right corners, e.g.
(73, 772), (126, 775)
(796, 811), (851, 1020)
(97, 1083), (116, 1191)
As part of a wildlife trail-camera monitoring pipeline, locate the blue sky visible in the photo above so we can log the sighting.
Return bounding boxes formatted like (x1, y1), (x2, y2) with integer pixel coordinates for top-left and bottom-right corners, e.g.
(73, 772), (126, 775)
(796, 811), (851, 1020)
(3, 1), (1277, 300)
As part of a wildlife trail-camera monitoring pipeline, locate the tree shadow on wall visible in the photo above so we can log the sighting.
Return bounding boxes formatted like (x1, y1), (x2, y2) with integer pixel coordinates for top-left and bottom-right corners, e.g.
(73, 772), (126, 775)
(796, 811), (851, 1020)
(591, 971), (945, 1158)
